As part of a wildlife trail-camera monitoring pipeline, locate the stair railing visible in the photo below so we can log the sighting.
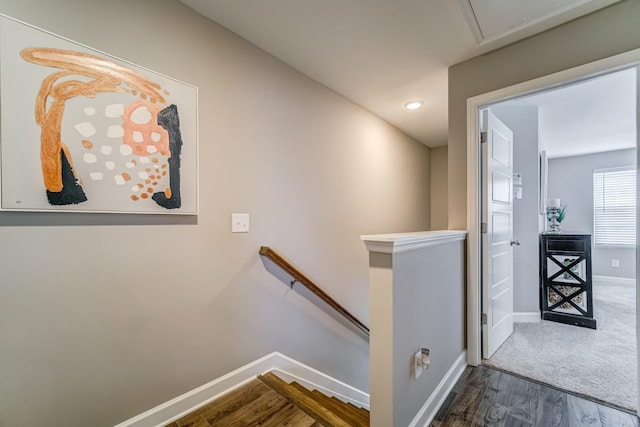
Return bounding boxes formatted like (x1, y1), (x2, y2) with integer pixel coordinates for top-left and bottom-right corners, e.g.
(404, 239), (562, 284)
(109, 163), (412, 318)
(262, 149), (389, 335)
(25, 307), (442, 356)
(259, 246), (370, 336)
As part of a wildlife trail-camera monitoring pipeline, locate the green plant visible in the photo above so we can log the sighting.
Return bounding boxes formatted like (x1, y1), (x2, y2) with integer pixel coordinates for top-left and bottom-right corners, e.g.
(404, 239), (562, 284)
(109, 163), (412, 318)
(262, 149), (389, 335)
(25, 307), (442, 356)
(557, 205), (567, 223)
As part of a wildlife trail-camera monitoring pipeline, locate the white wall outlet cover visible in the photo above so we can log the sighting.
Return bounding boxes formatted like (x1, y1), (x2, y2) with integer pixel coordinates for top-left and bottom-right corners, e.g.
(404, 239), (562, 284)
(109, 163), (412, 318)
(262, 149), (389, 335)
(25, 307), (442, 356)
(414, 350), (423, 380)
(231, 213), (250, 233)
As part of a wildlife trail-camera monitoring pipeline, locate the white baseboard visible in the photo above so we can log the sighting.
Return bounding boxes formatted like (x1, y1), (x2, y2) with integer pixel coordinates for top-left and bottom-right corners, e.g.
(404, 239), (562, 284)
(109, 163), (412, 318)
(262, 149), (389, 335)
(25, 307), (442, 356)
(514, 312), (541, 323)
(113, 352), (369, 427)
(593, 275), (635, 286)
(408, 350), (468, 427)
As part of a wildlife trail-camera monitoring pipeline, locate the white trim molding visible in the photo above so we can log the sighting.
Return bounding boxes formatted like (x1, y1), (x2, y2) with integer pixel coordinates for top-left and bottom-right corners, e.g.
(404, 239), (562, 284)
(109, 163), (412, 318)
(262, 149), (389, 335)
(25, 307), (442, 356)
(466, 47), (640, 368)
(114, 352), (369, 427)
(408, 351), (468, 427)
(514, 312), (541, 323)
(455, 0), (621, 49)
(361, 230), (467, 254)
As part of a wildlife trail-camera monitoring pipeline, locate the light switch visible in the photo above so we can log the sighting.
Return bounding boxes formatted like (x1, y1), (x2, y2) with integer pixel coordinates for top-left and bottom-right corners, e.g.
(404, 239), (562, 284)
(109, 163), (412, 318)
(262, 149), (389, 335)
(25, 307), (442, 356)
(514, 186), (523, 199)
(232, 213), (250, 233)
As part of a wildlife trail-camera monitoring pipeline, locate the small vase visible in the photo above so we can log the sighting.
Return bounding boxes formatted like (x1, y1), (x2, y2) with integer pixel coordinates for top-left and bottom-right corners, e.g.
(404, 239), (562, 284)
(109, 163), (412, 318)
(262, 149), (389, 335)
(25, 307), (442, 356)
(546, 207), (562, 233)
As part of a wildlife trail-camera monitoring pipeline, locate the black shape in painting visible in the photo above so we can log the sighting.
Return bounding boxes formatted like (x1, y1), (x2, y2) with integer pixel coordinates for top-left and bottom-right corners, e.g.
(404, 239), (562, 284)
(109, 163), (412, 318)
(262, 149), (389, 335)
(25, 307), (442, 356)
(153, 104), (183, 209)
(46, 149), (88, 205)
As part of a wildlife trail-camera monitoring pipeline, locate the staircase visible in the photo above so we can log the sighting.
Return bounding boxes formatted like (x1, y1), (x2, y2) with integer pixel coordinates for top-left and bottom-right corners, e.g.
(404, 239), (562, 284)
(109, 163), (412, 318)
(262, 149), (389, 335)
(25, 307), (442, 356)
(164, 372), (370, 427)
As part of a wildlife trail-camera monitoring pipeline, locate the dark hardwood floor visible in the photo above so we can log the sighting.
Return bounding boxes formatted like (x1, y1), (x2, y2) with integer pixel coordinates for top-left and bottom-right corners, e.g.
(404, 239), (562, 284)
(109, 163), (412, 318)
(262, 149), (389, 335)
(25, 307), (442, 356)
(432, 365), (639, 427)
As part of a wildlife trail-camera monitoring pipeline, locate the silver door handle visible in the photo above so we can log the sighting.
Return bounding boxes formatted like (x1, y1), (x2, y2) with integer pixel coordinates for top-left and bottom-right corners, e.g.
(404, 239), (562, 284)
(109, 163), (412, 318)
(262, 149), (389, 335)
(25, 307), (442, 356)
(510, 240), (521, 246)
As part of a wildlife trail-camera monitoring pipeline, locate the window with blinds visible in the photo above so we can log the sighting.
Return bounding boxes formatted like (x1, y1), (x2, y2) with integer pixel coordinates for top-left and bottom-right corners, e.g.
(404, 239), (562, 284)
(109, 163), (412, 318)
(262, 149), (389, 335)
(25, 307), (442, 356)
(593, 167), (636, 247)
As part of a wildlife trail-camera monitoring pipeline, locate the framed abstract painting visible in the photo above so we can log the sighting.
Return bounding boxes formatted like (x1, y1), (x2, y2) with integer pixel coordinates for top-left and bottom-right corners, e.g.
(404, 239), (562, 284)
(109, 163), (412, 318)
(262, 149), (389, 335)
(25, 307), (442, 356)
(0, 15), (198, 214)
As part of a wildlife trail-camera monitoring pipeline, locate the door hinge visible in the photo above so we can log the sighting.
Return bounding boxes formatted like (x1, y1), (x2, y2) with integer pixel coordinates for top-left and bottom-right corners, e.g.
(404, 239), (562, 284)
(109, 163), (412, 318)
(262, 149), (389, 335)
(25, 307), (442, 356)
(481, 222), (487, 234)
(480, 132), (487, 144)
(481, 313), (488, 325)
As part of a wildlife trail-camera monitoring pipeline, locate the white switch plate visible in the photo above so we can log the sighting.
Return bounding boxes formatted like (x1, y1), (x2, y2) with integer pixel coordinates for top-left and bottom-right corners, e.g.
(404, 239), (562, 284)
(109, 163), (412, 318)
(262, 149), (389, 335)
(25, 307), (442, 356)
(612, 259), (620, 267)
(232, 213), (250, 233)
(513, 186), (523, 199)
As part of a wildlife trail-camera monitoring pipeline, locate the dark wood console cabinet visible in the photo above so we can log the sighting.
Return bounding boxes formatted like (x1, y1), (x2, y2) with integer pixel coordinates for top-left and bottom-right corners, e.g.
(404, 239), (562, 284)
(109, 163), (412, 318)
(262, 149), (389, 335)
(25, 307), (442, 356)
(539, 233), (596, 329)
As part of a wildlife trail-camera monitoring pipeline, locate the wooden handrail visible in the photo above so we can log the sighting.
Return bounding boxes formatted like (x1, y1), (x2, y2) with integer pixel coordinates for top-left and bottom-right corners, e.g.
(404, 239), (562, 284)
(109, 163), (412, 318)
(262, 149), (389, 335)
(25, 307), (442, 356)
(259, 246), (369, 336)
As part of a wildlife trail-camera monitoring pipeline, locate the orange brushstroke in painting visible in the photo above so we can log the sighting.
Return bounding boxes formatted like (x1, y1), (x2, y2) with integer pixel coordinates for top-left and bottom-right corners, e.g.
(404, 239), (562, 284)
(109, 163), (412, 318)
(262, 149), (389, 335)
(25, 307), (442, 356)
(20, 47), (168, 193)
(122, 100), (170, 157)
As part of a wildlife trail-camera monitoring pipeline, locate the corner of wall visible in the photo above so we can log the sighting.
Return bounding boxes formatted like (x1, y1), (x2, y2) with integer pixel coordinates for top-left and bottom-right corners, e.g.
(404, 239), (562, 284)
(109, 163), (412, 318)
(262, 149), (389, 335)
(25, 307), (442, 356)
(430, 145), (449, 230)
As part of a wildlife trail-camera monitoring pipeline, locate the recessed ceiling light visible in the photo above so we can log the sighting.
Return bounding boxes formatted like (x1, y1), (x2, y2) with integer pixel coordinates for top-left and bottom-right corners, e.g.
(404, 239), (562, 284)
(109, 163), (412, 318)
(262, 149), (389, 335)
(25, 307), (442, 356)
(404, 100), (424, 110)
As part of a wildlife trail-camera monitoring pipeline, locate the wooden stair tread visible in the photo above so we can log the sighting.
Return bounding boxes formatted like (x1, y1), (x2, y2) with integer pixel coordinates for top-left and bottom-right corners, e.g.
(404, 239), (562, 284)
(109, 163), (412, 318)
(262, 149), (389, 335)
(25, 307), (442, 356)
(165, 373), (369, 427)
(336, 398), (370, 420)
(309, 390), (369, 426)
(310, 390), (368, 426)
(165, 414), (209, 427)
(207, 388), (290, 426)
(258, 372), (357, 427)
(288, 382), (368, 426)
(167, 378), (272, 426)
(255, 402), (318, 426)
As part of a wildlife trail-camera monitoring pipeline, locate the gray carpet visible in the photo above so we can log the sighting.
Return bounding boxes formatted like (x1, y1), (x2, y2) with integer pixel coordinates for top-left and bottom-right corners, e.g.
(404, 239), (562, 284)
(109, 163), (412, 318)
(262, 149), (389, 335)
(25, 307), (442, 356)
(484, 280), (637, 411)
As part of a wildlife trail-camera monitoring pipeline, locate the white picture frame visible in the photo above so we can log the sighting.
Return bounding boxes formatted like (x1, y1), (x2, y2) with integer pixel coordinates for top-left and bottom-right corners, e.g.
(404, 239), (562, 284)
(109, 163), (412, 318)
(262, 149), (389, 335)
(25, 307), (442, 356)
(0, 15), (198, 214)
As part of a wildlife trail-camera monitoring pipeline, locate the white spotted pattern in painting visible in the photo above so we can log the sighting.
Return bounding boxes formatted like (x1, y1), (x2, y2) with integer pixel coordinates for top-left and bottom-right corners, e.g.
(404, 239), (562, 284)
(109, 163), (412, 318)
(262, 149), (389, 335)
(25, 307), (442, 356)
(75, 121), (96, 138)
(105, 104), (124, 118)
(107, 125), (125, 138)
(83, 153), (97, 164)
(133, 131), (144, 143)
(76, 100), (171, 205)
(130, 105), (152, 124)
(120, 144), (133, 156)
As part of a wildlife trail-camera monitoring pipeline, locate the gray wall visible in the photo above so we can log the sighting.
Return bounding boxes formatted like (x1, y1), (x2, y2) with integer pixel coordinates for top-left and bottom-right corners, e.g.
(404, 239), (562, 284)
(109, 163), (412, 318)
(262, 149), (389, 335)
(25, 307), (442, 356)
(430, 146), (448, 230)
(368, 238), (465, 427)
(0, 1), (432, 426)
(392, 241), (465, 427)
(492, 105), (541, 314)
(448, 0), (640, 230)
(548, 149), (636, 279)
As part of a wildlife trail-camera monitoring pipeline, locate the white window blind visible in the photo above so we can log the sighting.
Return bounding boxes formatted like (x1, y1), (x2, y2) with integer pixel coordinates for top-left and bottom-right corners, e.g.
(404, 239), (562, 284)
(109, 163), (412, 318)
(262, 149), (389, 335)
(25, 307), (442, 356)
(593, 167), (636, 247)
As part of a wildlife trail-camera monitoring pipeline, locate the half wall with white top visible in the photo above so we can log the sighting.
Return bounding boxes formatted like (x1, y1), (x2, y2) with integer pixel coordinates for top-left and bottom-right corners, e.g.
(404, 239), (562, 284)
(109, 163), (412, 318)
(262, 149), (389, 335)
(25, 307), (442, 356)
(362, 230), (468, 427)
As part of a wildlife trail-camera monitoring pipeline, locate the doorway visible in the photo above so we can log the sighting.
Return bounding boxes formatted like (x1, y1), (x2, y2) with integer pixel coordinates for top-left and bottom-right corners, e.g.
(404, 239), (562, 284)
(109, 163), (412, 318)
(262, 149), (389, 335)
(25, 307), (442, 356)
(466, 49), (640, 411)
(481, 68), (637, 411)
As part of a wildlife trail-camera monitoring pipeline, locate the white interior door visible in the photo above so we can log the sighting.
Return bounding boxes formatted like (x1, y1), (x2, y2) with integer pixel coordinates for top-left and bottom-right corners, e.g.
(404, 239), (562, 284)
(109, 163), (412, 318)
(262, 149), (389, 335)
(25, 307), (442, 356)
(482, 108), (514, 358)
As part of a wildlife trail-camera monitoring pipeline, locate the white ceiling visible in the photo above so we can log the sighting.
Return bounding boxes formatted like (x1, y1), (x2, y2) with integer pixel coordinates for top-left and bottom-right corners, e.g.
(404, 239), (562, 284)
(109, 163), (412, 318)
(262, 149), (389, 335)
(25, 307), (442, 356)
(500, 67), (637, 159)
(179, 0), (621, 147)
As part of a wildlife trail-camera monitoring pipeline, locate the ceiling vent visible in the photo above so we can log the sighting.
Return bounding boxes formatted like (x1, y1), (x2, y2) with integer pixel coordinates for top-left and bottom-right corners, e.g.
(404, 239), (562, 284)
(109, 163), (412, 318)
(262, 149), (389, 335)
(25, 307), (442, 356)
(456, 0), (621, 47)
